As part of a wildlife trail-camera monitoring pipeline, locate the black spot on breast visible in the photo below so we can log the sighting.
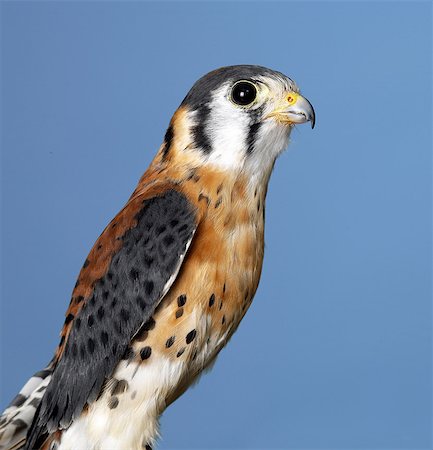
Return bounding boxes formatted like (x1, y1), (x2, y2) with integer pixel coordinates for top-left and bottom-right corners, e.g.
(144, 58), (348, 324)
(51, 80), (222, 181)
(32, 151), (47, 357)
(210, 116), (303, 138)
(83, 259), (90, 269)
(177, 294), (187, 307)
(219, 301), (223, 310)
(198, 193), (210, 206)
(75, 296), (84, 305)
(111, 379), (129, 395)
(59, 335), (65, 347)
(176, 347), (186, 357)
(222, 315), (226, 325)
(108, 397), (119, 409)
(135, 329), (148, 341)
(140, 346), (152, 360)
(175, 308), (184, 319)
(165, 336), (175, 348)
(215, 197), (222, 209)
(186, 329), (196, 344)
(87, 315), (94, 327)
(209, 294), (215, 307)
(142, 317), (156, 331)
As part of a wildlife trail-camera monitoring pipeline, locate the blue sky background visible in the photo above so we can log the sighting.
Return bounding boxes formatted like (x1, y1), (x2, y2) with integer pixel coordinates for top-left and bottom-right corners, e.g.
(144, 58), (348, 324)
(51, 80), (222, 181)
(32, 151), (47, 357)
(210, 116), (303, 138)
(1, 2), (431, 449)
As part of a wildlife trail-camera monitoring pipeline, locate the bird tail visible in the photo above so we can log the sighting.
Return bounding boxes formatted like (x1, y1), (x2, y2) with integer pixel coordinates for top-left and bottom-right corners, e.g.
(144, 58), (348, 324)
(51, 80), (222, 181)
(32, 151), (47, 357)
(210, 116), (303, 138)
(0, 368), (52, 450)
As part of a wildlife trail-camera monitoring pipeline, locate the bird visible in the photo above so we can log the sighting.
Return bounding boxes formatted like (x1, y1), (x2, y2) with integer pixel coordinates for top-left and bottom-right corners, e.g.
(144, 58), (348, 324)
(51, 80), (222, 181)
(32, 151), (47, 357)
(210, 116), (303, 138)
(0, 65), (315, 450)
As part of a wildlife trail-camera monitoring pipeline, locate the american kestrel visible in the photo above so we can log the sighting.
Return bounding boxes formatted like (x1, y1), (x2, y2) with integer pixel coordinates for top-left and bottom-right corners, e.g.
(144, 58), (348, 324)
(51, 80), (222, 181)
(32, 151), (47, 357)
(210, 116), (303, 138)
(0, 65), (315, 450)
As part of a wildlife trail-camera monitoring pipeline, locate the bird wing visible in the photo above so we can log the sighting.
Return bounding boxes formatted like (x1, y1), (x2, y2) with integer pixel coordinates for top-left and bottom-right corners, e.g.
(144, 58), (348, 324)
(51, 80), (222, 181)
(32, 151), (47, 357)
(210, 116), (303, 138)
(26, 184), (198, 448)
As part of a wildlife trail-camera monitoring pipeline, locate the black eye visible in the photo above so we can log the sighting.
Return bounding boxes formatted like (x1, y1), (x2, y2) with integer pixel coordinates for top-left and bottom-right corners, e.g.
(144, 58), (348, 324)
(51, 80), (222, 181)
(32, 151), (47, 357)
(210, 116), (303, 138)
(231, 81), (257, 106)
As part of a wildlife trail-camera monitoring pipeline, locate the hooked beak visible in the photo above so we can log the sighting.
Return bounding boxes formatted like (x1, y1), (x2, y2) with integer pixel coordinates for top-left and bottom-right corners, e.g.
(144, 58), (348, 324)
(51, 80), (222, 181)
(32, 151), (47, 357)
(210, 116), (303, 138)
(268, 92), (316, 129)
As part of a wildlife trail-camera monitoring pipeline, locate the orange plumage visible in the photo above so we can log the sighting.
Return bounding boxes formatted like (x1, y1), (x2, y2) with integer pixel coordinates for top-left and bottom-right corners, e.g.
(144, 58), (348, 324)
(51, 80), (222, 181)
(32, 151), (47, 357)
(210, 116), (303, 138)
(0, 65), (314, 450)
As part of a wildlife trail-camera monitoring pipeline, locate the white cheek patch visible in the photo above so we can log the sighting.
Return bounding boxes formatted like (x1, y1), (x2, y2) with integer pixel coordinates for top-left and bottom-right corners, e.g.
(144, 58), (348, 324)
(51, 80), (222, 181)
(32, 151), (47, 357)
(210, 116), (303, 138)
(186, 76), (294, 178)
(244, 120), (291, 189)
(204, 89), (251, 170)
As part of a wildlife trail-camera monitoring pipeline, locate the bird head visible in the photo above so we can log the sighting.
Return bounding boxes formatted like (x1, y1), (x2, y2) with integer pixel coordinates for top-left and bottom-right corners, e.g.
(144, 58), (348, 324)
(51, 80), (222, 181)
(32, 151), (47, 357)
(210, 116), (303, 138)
(159, 65), (315, 186)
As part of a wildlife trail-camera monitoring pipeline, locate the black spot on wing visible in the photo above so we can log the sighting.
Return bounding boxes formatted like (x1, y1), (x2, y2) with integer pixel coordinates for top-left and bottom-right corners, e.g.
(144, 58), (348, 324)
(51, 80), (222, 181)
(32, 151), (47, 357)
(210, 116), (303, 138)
(108, 397), (119, 409)
(26, 190), (197, 447)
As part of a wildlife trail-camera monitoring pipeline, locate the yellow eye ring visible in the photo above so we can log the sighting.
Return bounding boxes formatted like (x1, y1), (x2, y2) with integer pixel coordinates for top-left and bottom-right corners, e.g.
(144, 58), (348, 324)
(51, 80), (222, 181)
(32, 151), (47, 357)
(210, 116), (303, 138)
(287, 93), (299, 105)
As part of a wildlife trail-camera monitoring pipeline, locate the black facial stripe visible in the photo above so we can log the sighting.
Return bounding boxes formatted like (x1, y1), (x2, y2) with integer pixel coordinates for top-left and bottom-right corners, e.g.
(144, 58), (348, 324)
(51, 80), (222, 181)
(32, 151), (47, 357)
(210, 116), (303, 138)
(162, 125), (174, 160)
(191, 104), (212, 154)
(181, 65), (289, 156)
(246, 105), (265, 154)
(246, 122), (262, 154)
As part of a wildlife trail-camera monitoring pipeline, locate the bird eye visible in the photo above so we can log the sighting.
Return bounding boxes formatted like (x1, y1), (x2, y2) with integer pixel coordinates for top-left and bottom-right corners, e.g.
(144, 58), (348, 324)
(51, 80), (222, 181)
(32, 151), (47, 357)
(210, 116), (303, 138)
(231, 81), (257, 106)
